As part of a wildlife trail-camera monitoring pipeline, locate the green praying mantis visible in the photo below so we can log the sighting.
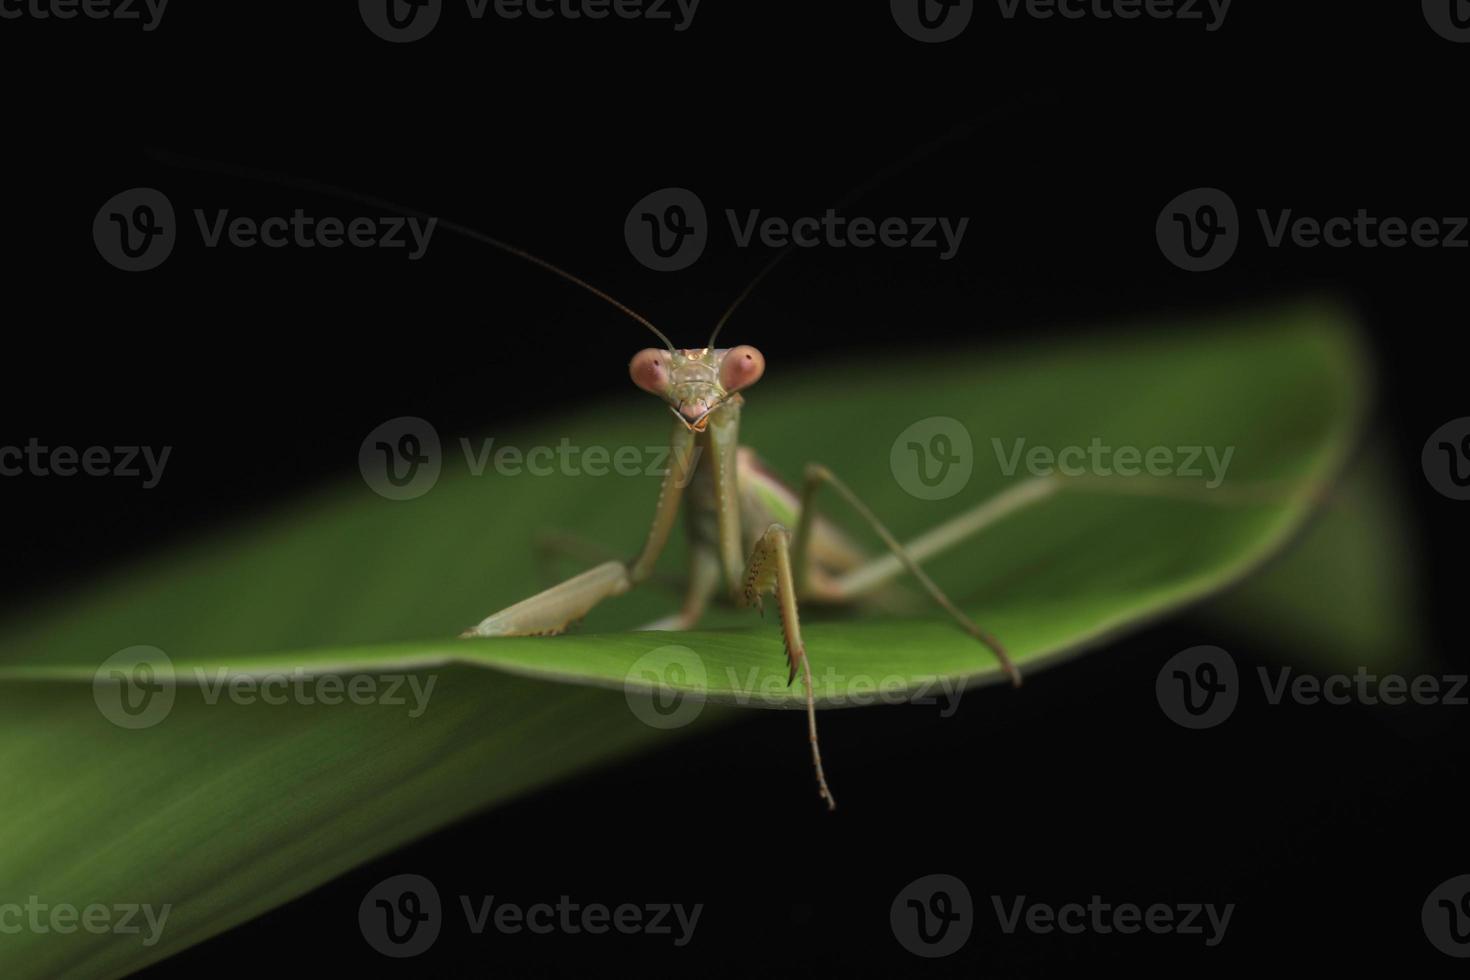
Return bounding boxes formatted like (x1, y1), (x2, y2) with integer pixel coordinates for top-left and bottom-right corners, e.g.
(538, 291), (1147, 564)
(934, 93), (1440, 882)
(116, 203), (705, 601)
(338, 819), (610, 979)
(452, 233), (1039, 812)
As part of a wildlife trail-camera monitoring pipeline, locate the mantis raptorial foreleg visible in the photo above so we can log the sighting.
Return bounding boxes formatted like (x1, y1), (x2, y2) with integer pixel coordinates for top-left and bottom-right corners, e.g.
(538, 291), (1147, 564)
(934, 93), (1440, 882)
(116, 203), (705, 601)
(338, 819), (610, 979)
(738, 522), (835, 810)
(460, 423), (697, 638)
(534, 530), (687, 594)
(461, 559), (633, 638)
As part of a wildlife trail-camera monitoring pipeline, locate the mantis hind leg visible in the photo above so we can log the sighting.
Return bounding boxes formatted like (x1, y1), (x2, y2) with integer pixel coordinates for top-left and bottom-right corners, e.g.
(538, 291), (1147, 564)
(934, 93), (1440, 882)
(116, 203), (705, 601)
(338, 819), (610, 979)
(791, 467), (1064, 687)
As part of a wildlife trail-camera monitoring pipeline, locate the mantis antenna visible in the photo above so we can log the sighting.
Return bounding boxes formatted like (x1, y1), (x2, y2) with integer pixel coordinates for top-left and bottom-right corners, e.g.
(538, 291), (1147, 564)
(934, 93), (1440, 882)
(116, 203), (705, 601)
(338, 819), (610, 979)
(706, 116), (1010, 349)
(156, 102), (1041, 352)
(145, 149), (677, 352)
(706, 244), (786, 350)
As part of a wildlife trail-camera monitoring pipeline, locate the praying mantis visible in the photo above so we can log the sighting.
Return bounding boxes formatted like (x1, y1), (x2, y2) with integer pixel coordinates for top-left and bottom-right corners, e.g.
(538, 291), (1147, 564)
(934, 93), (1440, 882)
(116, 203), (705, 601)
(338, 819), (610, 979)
(452, 234), (1032, 813)
(153, 142), (1045, 811)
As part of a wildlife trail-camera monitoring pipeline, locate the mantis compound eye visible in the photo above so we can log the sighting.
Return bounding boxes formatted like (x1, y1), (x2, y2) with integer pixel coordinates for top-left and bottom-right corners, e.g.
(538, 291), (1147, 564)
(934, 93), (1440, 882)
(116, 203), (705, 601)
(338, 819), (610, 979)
(719, 345), (765, 393)
(629, 348), (672, 396)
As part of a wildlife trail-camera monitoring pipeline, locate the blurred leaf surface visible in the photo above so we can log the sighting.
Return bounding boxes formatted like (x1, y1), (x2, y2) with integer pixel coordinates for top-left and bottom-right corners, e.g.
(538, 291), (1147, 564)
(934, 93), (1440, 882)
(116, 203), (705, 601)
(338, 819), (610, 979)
(0, 301), (1379, 978)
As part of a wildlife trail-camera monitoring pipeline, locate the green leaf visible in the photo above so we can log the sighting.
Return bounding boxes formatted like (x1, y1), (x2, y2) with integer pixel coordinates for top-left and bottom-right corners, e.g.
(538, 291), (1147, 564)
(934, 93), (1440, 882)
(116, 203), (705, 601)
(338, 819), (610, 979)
(1200, 438), (1424, 671)
(0, 300), (1369, 978)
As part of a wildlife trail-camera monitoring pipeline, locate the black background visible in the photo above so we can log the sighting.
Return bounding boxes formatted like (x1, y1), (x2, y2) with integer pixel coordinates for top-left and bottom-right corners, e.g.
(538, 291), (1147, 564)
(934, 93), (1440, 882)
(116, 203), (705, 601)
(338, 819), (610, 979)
(2, 1), (1467, 975)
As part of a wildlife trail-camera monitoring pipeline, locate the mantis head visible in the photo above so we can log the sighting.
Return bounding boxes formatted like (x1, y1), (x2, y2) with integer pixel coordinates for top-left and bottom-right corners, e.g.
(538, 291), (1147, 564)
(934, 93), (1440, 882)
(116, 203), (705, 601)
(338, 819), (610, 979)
(629, 345), (765, 432)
